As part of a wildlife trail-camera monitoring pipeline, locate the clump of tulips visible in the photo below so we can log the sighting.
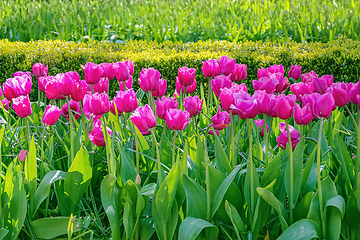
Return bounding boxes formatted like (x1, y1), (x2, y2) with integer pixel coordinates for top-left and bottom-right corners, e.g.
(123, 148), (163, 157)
(1, 57), (360, 240)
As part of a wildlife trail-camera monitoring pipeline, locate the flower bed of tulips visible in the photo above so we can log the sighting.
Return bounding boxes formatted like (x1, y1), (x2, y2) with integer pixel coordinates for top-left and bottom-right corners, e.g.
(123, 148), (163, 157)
(1, 55), (360, 240)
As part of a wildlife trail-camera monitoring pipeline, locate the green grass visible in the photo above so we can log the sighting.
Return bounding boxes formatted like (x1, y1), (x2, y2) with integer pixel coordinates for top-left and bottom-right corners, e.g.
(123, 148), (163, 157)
(0, 0), (359, 43)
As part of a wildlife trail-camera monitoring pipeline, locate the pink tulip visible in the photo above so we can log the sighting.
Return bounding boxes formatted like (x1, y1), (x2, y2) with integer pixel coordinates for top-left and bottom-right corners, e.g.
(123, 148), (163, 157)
(66, 71), (80, 82)
(56, 73), (74, 97)
(0, 85), (2, 98)
(290, 82), (314, 100)
(13, 95), (32, 118)
(139, 68), (161, 93)
(101, 63), (117, 80)
(231, 64), (247, 82)
(124, 60), (134, 76)
(130, 104), (156, 133)
(254, 90), (273, 115)
(109, 98), (123, 116)
(115, 62), (131, 81)
(115, 89), (138, 113)
(252, 77), (278, 94)
(208, 129), (220, 136)
(38, 76), (51, 92)
(294, 103), (313, 125)
(165, 109), (190, 131)
(254, 119), (269, 137)
(184, 95), (203, 117)
(83, 62), (102, 84)
(272, 94), (296, 119)
(32, 63), (48, 78)
(178, 66), (196, 87)
(302, 71), (318, 84)
(89, 120), (113, 147)
(211, 75), (232, 97)
(212, 106), (231, 130)
(313, 75), (333, 94)
(257, 68), (270, 79)
(175, 77), (197, 94)
(1, 98), (10, 110)
(13, 71), (31, 78)
(43, 105), (62, 125)
(152, 78), (167, 97)
(273, 73), (289, 93)
(93, 77), (109, 93)
(83, 93), (110, 116)
(156, 96), (178, 119)
(202, 59), (219, 78)
(326, 82), (349, 107)
(18, 150), (28, 162)
(232, 91), (258, 119)
(349, 83), (360, 104)
(276, 122), (300, 151)
(3, 76), (32, 101)
(71, 80), (87, 102)
(268, 65), (285, 75)
(62, 100), (81, 120)
(219, 56), (235, 76)
(288, 65), (302, 80)
(312, 93), (335, 119)
(119, 76), (134, 91)
(44, 77), (58, 100)
(219, 83), (247, 111)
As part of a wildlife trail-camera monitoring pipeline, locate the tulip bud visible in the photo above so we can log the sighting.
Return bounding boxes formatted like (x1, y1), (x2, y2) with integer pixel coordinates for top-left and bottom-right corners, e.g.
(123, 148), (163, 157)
(43, 105), (62, 126)
(175, 77), (197, 94)
(71, 80), (87, 102)
(219, 56), (235, 76)
(83, 93), (110, 116)
(13, 95), (32, 118)
(56, 73), (74, 96)
(156, 96), (178, 119)
(202, 59), (219, 78)
(139, 68), (161, 93)
(301, 71), (318, 84)
(61, 100), (81, 121)
(152, 78), (167, 97)
(211, 75), (232, 97)
(100, 63), (117, 80)
(115, 62), (131, 81)
(89, 120), (113, 147)
(212, 106), (231, 130)
(288, 65), (302, 80)
(184, 95), (203, 117)
(178, 66), (196, 87)
(135, 173), (141, 185)
(83, 62), (102, 84)
(276, 122), (300, 151)
(93, 77), (109, 94)
(18, 150), (28, 162)
(231, 64), (247, 82)
(312, 93), (335, 119)
(115, 89), (138, 113)
(294, 103), (313, 125)
(130, 105), (157, 133)
(32, 63), (48, 78)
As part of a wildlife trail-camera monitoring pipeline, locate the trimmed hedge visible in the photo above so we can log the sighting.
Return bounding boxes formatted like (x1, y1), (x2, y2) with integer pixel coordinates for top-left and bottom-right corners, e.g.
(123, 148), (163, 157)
(1, 37), (360, 100)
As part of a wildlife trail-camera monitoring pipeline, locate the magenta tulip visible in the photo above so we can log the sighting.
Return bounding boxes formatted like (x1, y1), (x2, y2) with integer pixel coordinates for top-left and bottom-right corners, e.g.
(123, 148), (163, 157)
(0, 85), (2, 98)
(202, 59), (219, 78)
(219, 83), (247, 111)
(257, 68), (270, 79)
(219, 56), (235, 76)
(273, 74), (290, 93)
(211, 75), (232, 97)
(165, 109), (190, 131)
(312, 93), (335, 119)
(56, 73), (74, 96)
(294, 103), (313, 125)
(93, 77), (109, 93)
(83, 93), (110, 115)
(38, 76), (51, 92)
(231, 64), (247, 82)
(71, 80), (87, 102)
(302, 71), (318, 84)
(268, 65), (285, 75)
(119, 76), (134, 91)
(152, 78), (167, 97)
(1, 99), (10, 110)
(254, 90), (273, 115)
(349, 83), (360, 104)
(44, 77), (58, 100)
(3, 76), (32, 101)
(18, 150), (28, 162)
(212, 106), (231, 130)
(276, 123), (300, 151)
(115, 62), (131, 81)
(326, 82), (349, 107)
(139, 68), (161, 93)
(124, 60), (134, 76)
(184, 95), (203, 117)
(89, 120), (113, 147)
(83, 62), (102, 84)
(13, 71), (31, 78)
(115, 89), (138, 113)
(175, 77), (197, 94)
(62, 100), (81, 120)
(272, 94), (296, 119)
(13, 95), (32, 118)
(288, 65), (302, 80)
(101, 63), (116, 80)
(254, 119), (269, 137)
(67, 71), (80, 82)
(156, 96), (178, 119)
(32, 63), (48, 78)
(290, 82), (314, 100)
(313, 75), (333, 94)
(252, 77), (278, 94)
(178, 66), (196, 87)
(43, 105), (62, 125)
(130, 104), (156, 133)
(208, 129), (220, 136)
(109, 98), (123, 116)
(232, 91), (258, 119)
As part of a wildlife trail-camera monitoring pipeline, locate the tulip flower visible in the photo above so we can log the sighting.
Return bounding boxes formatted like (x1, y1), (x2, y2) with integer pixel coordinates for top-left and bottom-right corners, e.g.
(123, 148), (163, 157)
(231, 64), (247, 82)
(178, 66), (196, 87)
(109, 98), (123, 116)
(156, 96), (178, 119)
(0, 85), (2, 98)
(219, 56), (235, 76)
(43, 105), (62, 125)
(208, 129), (220, 136)
(165, 109), (190, 131)
(83, 93), (110, 116)
(124, 60), (134, 76)
(254, 90), (273, 115)
(44, 77), (58, 100)
(3, 76), (32, 101)
(252, 76), (278, 94)
(13, 71), (31, 78)
(139, 68), (161, 92)
(288, 65), (302, 80)
(294, 103), (313, 125)
(268, 64), (285, 75)
(349, 83), (360, 104)
(38, 76), (50, 92)
(56, 73), (74, 96)
(254, 119), (269, 137)
(89, 120), (113, 147)
(93, 77), (109, 93)
(62, 100), (81, 120)
(115, 62), (131, 81)
(312, 93), (335, 119)
(101, 63), (117, 80)
(313, 75), (333, 94)
(119, 76), (134, 91)
(1, 98), (10, 110)
(276, 122), (300, 151)
(212, 105), (231, 130)
(211, 75), (232, 97)
(115, 89), (138, 113)
(232, 91), (258, 119)
(32, 63), (48, 78)
(184, 95), (203, 117)
(257, 68), (270, 79)
(152, 78), (167, 97)
(326, 82), (349, 107)
(290, 82), (314, 100)
(175, 77), (197, 94)
(67, 71), (80, 82)
(12, 95), (32, 118)
(130, 104), (156, 133)
(301, 71), (318, 84)
(83, 62), (102, 84)
(273, 74), (290, 93)
(272, 94), (296, 119)
(202, 59), (219, 78)
(219, 83), (247, 111)
(18, 150), (28, 162)
(71, 80), (87, 102)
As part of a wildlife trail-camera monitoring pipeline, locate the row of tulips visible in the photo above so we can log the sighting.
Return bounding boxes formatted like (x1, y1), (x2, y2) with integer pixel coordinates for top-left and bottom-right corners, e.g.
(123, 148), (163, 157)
(1, 55), (360, 240)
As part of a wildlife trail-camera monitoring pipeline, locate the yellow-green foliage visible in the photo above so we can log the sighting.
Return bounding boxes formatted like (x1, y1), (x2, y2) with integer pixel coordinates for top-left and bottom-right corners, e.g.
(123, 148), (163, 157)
(1, 37), (360, 99)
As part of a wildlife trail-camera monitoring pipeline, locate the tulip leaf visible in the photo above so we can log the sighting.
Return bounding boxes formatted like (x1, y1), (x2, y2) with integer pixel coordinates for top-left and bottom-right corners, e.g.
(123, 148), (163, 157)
(244, 159), (260, 218)
(195, 136), (205, 181)
(182, 174), (207, 219)
(140, 183), (156, 196)
(160, 133), (172, 168)
(178, 217), (218, 240)
(119, 144), (136, 184)
(261, 151), (281, 189)
(294, 192), (314, 222)
(213, 133), (232, 174)
(301, 146), (317, 194)
(0, 229), (9, 239)
(25, 136), (37, 198)
(277, 219), (320, 240)
(225, 200), (246, 238)
(139, 218), (156, 240)
(346, 190), (360, 238)
(324, 195), (345, 240)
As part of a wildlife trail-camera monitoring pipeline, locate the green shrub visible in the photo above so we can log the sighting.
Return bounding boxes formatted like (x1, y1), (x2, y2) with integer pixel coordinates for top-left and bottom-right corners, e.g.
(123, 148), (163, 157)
(1, 37), (360, 100)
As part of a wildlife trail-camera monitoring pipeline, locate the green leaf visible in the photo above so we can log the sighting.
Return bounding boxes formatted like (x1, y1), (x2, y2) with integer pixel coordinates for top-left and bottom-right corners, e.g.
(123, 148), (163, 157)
(25, 136), (37, 198)
(225, 200), (246, 239)
(277, 219), (320, 240)
(139, 218), (155, 240)
(123, 197), (134, 240)
(294, 192), (314, 222)
(160, 133), (172, 167)
(301, 147), (317, 194)
(195, 137), (205, 181)
(178, 217), (219, 240)
(119, 144), (137, 184)
(214, 133), (232, 174)
(29, 217), (82, 239)
(244, 159), (260, 218)
(324, 196), (345, 240)
(140, 183), (156, 196)
(182, 175), (207, 219)
(261, 151), (281, 189)
(0, 229), (9, 239)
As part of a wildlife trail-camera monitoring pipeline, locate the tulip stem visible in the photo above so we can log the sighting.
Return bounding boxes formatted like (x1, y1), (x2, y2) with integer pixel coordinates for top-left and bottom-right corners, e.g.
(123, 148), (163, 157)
(230, 113), (235, 168)
(172, 131), (177, 166)
(163, 119), (166, 134)
(300, 125), (303, 140)
(131, 122), (140, 174)
(346, 105), (358, 132)
(246, 119), (254, 222)
(207, 78), (213, 117)
(204, 138), (211, 221)
(263, 114), (269, 167)
(66, 96), (74, 167)
(102, 116), (113, 175)
(285, 120), (294, 224)
(79, 103), (87, 146)
(25, 117), (31, 149)
(150, 129), (162, 184)
(123, 113), (128, 139)
(317, 118), (324, 235)
(91, 84), (94, 95)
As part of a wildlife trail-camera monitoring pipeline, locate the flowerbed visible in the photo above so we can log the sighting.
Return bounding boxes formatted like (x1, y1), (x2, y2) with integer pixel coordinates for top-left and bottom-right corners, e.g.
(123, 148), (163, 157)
(0, 56), (359, 239)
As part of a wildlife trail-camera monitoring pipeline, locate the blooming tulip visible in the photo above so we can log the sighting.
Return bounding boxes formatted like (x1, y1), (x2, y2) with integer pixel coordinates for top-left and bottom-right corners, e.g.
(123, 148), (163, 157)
(0, 85), (2, 98)
(44, 77), (58, 100)
(152, 78), (167, 97)
(202, 59), (219, 78)
(294, 103), (313, 125)
(276, 122), (300, 151)
(130, 104), (156, 133)
(115, 62), (131, 81)
(124, 60), (134, 76)
(38, 76), (50, 92)
(211, 75), (232, 97)
(101, 63), (116, 80)
(156, 96), (178, 119)
(83, 62), (102, 84)
(302, 71), (318, 84)
(254, 119), (269, 137)
(349, 83), (360, 104)
(175, 77), (197, 94)
(13, 95), (32, 118)
(115, 89), (138, 113)
(3, 76), (32, 101)
(312, 93), (335, 119)
(119, 76), (134, 91)
(43, 105), (62, 125)
(274, 74), (290, 93)
(288, 65), (302, 80)
(219, 56), (235, 76)
(32, 63), (48, 78)
(56, 73), (74, 96)
(290, 82), (314, 100)
(252, 77), (278, 94)
(139, 68), (161, 93)
(257, 68), (270, 79)
(71, 80), (87, 102)
(212, 106), (231, 130)
(232, 91), (258, 119)
(178, 66), (196, 87)
(62, 100), (81, 120)
(272, 94), (296, 119)
(18, 150), (28, 162)
(268, 65), (285, 75)
(93, 77), (109, 93)
(67, 71), (80, 82)
(165, 109), (190, 131)
(254, 90), (273, 115)
(109, 98), (123, 116)
(83, 93), (110, 116)
(184, 96), (203, 117)
(13, 71), (31, 78)
(326, 82), (349, 107)
(231, 64), (247, 82)
(313, 75), (333, 94)
(208, 129), (220, 136)
(89, 120), (113, 147)
(219, 83), (247, 111)
(1, 98), (10, 110)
